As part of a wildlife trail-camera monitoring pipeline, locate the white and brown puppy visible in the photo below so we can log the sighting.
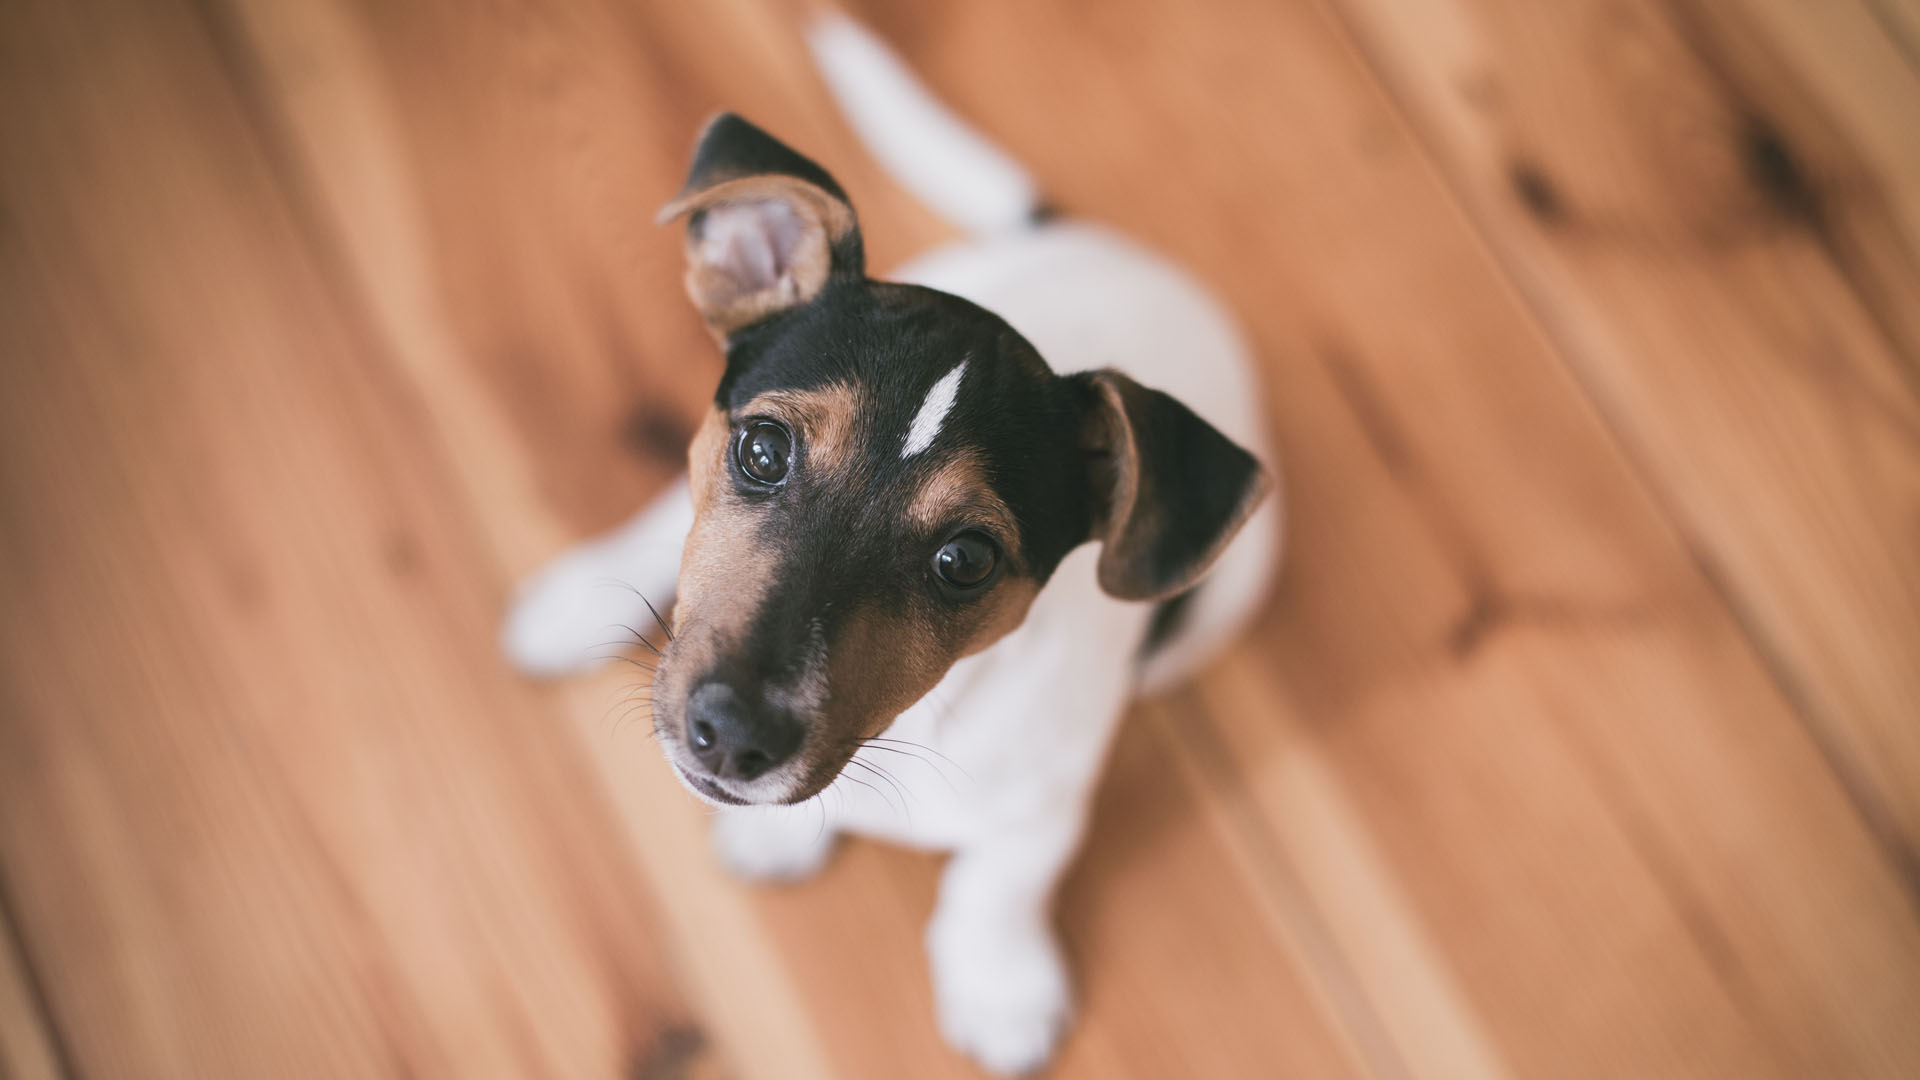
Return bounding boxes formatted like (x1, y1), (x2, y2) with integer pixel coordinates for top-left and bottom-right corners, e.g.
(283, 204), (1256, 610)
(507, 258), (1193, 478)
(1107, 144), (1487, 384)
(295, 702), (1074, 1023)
(504, 16), (1282, 1075)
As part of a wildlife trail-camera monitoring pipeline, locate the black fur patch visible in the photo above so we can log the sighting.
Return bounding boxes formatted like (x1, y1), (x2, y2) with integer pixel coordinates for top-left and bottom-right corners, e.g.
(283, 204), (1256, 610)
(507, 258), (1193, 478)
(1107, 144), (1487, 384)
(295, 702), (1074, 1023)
(679, 113), (853, 208)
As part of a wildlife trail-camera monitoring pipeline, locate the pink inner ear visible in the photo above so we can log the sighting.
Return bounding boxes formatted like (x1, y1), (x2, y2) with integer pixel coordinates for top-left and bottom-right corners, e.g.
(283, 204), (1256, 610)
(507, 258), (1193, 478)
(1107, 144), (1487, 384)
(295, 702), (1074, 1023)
(697, 198), (808, 293)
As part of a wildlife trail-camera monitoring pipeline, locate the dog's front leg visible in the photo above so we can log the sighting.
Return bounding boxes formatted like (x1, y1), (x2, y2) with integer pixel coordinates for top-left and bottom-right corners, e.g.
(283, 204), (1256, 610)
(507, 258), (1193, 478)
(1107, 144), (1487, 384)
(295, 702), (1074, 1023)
(928, 809), (1086, 1076)
(502, 476), (693, 676)
(710, 803), (840, 881)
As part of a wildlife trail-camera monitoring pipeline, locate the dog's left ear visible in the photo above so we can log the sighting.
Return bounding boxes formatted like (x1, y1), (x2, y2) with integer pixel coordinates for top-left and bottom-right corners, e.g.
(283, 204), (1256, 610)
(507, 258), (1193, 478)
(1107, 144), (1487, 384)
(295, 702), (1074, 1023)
(1072, 369), (1271, 601)
(657, 113), (864, 337)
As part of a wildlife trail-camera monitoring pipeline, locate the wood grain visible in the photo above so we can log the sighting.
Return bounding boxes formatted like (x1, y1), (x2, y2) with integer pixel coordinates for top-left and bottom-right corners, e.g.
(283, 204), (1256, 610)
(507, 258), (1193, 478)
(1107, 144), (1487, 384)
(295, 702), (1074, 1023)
(1327, 0), (1920, 879)
(4, 0), (1918, 1076)
(0, 893), (63, 1080)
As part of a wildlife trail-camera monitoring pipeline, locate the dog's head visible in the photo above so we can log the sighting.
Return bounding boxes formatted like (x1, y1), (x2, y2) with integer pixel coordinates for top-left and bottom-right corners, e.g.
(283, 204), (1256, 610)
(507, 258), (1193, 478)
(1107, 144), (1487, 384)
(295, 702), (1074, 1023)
(650, 115), (1267, 805)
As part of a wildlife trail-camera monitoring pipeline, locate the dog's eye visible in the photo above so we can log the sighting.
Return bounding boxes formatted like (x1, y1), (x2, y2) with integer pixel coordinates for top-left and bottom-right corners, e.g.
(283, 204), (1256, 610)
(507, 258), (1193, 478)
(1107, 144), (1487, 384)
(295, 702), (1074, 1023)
(934, 531), (998, 590)
(736, 421), (792, 485)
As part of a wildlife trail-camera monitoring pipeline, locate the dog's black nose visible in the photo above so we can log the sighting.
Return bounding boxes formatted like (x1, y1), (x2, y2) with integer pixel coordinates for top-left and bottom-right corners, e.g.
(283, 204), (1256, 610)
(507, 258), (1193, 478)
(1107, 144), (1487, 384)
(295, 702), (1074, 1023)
(685, 681), (802, 782)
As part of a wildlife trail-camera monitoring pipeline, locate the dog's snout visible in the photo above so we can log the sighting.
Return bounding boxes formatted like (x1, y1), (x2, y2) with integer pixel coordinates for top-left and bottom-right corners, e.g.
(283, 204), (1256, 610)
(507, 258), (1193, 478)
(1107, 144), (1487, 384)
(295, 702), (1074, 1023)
(685, 681), (802, 781)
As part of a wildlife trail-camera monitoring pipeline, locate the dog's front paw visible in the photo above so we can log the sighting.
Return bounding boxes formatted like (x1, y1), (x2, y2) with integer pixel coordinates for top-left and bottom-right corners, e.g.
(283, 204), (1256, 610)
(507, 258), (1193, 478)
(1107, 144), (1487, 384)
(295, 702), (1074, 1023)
(501, 551), (644, 678)
(927, 915), (1073, 1076)
(711, 809), (838, 882)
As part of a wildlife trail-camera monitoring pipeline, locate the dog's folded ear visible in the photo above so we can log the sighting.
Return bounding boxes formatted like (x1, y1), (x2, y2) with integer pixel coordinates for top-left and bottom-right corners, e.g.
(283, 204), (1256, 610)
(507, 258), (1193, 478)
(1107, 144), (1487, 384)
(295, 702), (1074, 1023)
(1072, 369), (1271, 601)
(657, 113), (865, 337)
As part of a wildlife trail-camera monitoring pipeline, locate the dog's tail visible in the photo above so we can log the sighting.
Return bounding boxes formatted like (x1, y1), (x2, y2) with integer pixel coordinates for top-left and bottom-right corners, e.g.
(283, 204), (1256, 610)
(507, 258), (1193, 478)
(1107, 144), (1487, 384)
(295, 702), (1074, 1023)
(805, 13), (1042, 234)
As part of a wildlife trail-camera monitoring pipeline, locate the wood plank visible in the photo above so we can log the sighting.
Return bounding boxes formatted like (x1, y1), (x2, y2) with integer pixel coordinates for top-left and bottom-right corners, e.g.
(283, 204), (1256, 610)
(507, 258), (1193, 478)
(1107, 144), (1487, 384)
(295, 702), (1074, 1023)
(847, 0), (1920, 1075)
(212, 0), (1376, 1074)
(0, 901), (64, 1080)
(1679, 0), (1920, 358)
(0, 0), (703, 1075)
(1325, 0), (1920, 880)
(1718, 0), (1920, 273)
(1861, 0), (1920, 73)
(1161, 678), (1509, 1080)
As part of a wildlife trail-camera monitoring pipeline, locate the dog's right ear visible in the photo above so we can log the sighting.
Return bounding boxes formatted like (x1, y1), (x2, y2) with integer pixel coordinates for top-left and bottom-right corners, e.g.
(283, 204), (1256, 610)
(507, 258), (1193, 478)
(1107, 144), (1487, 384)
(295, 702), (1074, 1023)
(657, 114), (865, 338)
(1071, 369), (1270, 602)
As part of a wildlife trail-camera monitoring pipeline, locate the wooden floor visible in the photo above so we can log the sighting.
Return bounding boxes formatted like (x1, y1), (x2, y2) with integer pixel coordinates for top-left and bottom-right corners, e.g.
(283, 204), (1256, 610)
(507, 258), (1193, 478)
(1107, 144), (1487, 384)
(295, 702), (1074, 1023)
(3, 0), (1918, 1076)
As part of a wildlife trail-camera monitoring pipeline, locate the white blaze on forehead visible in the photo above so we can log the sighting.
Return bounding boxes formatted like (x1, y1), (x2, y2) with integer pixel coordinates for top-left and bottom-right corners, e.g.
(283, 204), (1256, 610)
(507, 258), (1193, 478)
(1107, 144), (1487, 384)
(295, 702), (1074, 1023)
(902, 359), (968, 457)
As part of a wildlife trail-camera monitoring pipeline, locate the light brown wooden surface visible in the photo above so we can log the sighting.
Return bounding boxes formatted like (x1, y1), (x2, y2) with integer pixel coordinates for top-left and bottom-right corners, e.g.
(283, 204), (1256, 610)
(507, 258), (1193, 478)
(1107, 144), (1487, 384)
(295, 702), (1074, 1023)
(1, 1), (1915, 1077)
(1334, 0), (1920, 891)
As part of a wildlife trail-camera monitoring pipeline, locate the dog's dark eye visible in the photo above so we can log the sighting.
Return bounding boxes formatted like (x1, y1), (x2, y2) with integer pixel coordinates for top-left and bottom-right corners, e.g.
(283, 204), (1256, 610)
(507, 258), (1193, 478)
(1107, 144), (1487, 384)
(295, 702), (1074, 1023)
(736, 421), (792, 485)
(934, 531), (998, 590)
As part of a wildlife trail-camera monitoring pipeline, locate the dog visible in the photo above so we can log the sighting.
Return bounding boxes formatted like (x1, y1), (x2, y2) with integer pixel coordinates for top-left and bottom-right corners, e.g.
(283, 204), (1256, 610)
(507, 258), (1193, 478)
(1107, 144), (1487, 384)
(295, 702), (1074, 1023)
(503, 15), (1282, 1075)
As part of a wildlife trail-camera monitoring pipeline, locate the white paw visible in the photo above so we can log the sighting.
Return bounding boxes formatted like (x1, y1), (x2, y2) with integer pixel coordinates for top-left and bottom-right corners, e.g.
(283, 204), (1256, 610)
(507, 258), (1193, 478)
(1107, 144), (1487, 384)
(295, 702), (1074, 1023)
(500, 548), (652, 678)
(711, 808), (838, 882)
(927, 915), (1073, 1076)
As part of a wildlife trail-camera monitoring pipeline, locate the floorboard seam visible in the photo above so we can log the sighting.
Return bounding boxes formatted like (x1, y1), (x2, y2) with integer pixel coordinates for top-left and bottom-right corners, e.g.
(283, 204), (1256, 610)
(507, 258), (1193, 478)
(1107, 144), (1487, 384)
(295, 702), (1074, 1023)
(1162, 690), (1415, 1080)
(0, 864), (80, 1080)
(1308, 0), (1920, 908)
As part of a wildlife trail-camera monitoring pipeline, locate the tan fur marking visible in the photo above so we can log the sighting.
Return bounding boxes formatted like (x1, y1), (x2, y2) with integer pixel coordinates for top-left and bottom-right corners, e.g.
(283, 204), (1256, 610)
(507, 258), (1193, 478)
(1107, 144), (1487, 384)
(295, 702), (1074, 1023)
(669, 408), (766, 679)
(816, 571), (1038, 780)
(684, 406), (730, 520)
(904, 450), (1034, 656)
(958, 577), (1040, 658)
(740, 384), (863, 481)
(906, 451), (1021, 562)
